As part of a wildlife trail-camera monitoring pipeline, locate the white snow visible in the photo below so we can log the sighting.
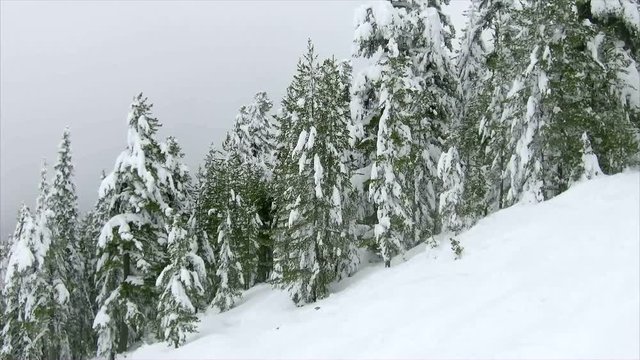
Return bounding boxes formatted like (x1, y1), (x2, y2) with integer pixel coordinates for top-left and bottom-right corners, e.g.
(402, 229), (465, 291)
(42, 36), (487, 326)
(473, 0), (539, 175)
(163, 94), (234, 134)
(591, 0), (640, 33)
(313, 154), (323, 199)
(126, 172), (640, 359)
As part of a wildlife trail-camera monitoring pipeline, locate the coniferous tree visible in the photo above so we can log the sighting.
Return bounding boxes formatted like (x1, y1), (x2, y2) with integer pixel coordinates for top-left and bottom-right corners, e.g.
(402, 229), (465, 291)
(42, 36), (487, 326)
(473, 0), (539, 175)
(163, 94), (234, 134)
(578, 132), (604, 181)
(457, 0), (516, 219)
(211, 196), (245, 311)
(1, 205), (39, 359)
(156, 215), (205, 348)
(193, 149), (224, 305)
(352, 0), (458, 265)
(210, 145), (258, 310)
(0, 235), (10, 291)
(505, 0), (638, 205)
(28, 159), (71, 360)
(437, 147), (466, 247)
(273, 42), (356, 304)
(94, 94), (176, 358)
(225, 92), (276, 283)
(45, 128), (93, 359)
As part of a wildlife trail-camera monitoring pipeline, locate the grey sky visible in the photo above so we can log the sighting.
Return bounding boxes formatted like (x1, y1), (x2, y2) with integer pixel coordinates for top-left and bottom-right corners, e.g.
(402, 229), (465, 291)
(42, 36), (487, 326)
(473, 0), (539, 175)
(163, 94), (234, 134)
(0, 0), (470, 237)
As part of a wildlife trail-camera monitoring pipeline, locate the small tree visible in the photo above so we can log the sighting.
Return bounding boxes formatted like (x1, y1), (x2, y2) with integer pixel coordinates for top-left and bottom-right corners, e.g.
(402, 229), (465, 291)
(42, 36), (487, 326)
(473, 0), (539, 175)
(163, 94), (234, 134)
(437, 147), (466, 259)
(577, 132), (604, 181)
(156, 215), (206, 348)
(1, 205), (38, 359)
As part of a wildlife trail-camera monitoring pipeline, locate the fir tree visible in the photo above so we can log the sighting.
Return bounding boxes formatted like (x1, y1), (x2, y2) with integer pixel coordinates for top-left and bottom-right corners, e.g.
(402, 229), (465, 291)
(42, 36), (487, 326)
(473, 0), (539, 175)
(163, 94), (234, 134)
(45, 128), (94, 359)
(224, 92), (276, 285)
(156, 215), (206, 348)
(456, 0), (516, 219)
(94, 93), (175, 358)
(29, 158), (72, 360)
(1, 205), (39, 359)
(193, 148), (224, 305)
(437, 147), (465, 235)
(505, 0), (638, 204)
(211, 204), (244, 311)
(578, 132), (604, 181)
(352, 0), (458, 265)
(210, 146), (258, 310)
(273, 43), (356, 304)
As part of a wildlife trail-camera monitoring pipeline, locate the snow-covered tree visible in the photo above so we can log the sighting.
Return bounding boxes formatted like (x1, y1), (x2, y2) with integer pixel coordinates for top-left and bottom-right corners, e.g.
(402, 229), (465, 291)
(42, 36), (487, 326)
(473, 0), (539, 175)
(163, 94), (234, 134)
(456, 0), (517, 219)
(1, 205), (39, 359)
(437, 147), (465, 235)
(210, 148), (258, 310)
(577, 132), (604, 181)
(211, 208), (244, 311)
(226, 92), (276, 180)
(224, 92), (276, 284)
(351, 0), (458, 266)
(26, 157), (73, 360)
(94, 93), (176, 358)
(156, 215), (206, 348)
(42, 128), (95, 359)
(193, 148), (225, 304)
(505, 0), (638, 205)
(161, 136), (193, 215)
(0, 235), (10, 291)
(273, 42), (357, 304)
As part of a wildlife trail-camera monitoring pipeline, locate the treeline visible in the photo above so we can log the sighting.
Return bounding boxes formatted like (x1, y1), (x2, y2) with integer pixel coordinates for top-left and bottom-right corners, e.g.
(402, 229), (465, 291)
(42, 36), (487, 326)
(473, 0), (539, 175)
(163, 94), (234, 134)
(1, 0), (638, 359)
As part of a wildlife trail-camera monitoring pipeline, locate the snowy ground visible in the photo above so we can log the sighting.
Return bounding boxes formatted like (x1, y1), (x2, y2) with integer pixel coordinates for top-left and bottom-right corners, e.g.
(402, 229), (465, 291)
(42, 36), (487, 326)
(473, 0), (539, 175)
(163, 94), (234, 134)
(126, 171), (640, 359)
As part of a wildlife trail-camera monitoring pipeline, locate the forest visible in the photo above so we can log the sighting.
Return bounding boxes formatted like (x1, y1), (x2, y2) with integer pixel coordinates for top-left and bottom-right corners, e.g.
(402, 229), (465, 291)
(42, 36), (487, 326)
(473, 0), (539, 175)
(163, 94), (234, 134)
(1, 0), (639, 359)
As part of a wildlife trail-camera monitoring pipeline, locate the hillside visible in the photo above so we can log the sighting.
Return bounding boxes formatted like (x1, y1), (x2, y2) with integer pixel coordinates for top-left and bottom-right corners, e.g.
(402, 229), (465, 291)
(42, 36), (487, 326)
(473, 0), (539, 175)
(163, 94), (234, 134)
(127, 171), (640, 359)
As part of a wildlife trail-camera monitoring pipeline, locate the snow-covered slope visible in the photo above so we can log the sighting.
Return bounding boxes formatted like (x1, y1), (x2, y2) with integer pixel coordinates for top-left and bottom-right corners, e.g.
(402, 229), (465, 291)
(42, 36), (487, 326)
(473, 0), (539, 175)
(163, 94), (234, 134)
(127, 172), (640, 359)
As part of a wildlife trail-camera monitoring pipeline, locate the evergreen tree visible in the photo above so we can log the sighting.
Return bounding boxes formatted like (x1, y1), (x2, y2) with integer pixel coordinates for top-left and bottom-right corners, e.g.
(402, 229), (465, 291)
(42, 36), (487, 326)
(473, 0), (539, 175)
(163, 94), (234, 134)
(193, 148), (224, 305)
(156, 215), (205, 348)
(94, 94), (175, 358)
(1, 205), (39, 359)
(505, 0), (638, 204)
(224, 92), (276, 284)
(0, 234), (10, 291)
(437, 147), (465, 235)
(273, 42), (356, 304)
(578, 132), (604, 181)
(211, 198), (245, 311)
(352, 0), (458, 265)
(210, 146), (258, 310)
(456, 0), (516, 219)
(44, 128), (94, 359)
(28, 158), (72, 360)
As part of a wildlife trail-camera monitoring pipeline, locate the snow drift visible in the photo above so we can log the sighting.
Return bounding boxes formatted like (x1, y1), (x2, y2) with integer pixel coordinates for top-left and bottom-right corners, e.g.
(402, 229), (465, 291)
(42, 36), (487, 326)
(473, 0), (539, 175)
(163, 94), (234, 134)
(126, 171), (640, 359)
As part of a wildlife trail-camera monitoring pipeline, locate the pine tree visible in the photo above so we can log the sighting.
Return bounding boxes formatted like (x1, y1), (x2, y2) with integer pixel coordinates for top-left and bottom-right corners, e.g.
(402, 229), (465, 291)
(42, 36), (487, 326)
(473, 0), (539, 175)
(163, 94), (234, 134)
(44, 128), (94, 359)
(224, 92), (276, 285)
(352, 0), (458, 265)
(1, 205), (39, 359)
(578, 132), (604, 181)
(273, 42), (356, 304)
(504, 0), (638, 205)
(0, 234), (10, 291)
(437, 147), (465, 235)
(28, 158), (72, 360)
(210, 145), (259, 310)
(211, 201), (245, 311)
(156, 215), (206, 348)
(456, 0), (516, 219)
(193, 148), (224, 305)
(94, 94), (175, 358)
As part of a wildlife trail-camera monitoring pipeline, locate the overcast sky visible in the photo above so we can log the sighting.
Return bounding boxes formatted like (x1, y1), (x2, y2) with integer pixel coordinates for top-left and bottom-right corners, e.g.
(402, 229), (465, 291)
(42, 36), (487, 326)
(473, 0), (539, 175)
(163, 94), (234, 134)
(0, 0), (470, 237)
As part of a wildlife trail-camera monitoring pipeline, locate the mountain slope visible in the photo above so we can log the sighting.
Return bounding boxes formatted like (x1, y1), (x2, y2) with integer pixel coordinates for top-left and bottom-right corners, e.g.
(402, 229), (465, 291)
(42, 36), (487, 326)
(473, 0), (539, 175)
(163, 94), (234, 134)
(127, 171), (640, 359)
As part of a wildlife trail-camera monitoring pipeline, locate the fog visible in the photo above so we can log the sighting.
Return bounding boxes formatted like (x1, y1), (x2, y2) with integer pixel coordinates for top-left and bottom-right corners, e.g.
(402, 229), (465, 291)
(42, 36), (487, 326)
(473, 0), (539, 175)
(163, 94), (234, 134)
(0, 0), (470, 237)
